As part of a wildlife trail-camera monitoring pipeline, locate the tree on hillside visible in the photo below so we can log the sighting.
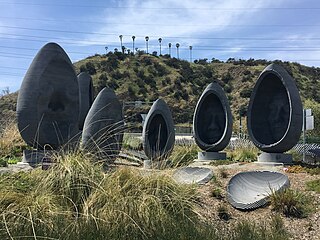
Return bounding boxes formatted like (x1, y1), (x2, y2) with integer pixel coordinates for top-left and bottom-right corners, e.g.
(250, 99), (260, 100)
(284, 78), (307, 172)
(132, 36), (136, 54)
(176, 43), (180, 59)
(158, 38), (162, 55)
(145, 36), (149, 54)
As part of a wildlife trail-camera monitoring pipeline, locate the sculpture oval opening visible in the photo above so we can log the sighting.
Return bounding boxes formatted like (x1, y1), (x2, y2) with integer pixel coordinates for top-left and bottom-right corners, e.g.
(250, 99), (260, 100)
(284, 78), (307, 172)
(251, 73), (290, 145)
(147, 113), (168, 153)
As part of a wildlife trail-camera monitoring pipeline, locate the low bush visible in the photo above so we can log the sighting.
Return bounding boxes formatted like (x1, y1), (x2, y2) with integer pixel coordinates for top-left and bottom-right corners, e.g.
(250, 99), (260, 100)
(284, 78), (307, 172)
(306, 179), (320, 193)
(169, 144), (199, 167)
(231, 215), (288, 240)
(269, 188), (311, 218)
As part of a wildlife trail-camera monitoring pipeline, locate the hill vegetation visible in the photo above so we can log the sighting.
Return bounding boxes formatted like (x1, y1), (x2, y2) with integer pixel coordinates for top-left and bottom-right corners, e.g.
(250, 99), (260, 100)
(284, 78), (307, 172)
(2, 52), (320, 135)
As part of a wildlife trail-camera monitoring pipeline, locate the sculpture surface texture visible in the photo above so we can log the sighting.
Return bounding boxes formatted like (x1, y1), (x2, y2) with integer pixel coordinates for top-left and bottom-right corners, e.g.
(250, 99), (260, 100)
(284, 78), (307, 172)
(81, 87), (123, 160)
(17, 42), (79, 149)
(78, 72), (94, 130)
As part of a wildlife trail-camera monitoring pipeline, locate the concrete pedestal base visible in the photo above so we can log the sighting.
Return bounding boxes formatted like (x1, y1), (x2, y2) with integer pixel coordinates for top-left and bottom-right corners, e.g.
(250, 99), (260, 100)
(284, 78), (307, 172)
(258, 152), (293, 165)
(195, 151), (226, 161)
(22, 150), (53, 168)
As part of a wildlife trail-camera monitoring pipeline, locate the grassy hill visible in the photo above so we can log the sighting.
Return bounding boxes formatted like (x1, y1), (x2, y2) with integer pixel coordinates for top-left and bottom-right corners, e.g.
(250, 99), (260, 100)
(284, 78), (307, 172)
(73, 52), (320, 133)
(2, 52), (320, 134)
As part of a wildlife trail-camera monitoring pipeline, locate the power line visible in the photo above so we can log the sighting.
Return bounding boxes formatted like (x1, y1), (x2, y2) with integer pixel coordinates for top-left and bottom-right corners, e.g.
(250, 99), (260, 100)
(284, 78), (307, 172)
(0, 1), (320, 10)
(0, 16), (319, 28)
(2, 25), (320, 41)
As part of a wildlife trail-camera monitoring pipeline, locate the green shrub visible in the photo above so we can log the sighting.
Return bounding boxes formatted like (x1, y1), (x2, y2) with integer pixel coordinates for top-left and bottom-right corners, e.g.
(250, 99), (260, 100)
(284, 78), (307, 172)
(0, 158), (7, 167)
(231, 215), (288, 240)
(217, 204), (230, 221)
(228, 148), (258, 162)
(270, 188), (311, 218)
(306, 179), (320, 193)
(211, 187), (223, 199)
(122, 133), (142, 150)
(169, 144), (199, 168)
(218, 168), (229, 178)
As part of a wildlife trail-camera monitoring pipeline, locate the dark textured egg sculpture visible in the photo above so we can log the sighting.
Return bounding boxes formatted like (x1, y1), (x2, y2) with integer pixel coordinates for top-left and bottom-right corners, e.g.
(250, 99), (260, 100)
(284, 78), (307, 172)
(16, 42), (79, 149)
(81, 87), (124, 161)
(77, 72), (94, 130)
(247, 64), (303, 154)
(193, 82), (232, 156)
(142, 99), (175, 160)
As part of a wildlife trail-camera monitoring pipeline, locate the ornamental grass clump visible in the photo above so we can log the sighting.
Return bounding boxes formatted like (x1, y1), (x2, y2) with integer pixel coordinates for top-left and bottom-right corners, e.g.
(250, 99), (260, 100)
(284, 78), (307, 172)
(0, 151), (215, 240)
(270, 188), (311, 218)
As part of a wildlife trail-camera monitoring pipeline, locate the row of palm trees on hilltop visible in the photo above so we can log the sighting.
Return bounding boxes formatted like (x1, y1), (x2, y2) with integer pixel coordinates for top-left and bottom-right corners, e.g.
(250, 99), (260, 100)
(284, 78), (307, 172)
(116, 35), (193, 61)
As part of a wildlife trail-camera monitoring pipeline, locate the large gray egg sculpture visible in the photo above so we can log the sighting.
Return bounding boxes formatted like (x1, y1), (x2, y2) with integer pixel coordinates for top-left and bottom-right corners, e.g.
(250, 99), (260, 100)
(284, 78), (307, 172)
(247, 64), (303, 153)
(78, 72), (94, 130)
(193, 82), (233, 152)
(81, 87), (124, 161)
(16, 42), (79, 149)
(142, 99), (175, 160)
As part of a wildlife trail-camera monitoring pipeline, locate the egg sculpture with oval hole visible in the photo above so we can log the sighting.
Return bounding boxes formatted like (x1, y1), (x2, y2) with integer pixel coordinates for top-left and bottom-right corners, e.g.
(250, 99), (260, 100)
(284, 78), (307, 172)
(193, 82), (233, 160)
(16, 42), (79, 150)
(247, 63), (303, 163)
(142, 99), (175, 161)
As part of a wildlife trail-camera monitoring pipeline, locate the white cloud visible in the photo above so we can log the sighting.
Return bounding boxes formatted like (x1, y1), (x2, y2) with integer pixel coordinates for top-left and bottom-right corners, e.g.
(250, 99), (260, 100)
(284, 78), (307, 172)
(82, 0), (288, 48)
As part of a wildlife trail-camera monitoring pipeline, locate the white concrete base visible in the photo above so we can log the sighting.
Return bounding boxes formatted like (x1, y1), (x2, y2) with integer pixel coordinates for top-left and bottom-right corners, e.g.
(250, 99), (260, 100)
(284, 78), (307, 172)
(258, 152), (293, 165)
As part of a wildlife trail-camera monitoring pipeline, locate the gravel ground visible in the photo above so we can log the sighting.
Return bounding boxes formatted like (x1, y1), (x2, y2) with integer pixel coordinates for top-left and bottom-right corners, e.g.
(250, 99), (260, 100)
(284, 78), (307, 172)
(190, 162), (320, 240)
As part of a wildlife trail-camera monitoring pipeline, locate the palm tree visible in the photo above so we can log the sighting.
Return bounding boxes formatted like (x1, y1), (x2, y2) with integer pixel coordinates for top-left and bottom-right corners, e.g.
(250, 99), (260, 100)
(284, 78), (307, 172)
(176, 43), (180, 59)
(105, 46), (108, 54)
(132, 36), (136, 54)
(119, 35), (123, 51)
(145, 36), (149, 54)
(189, 46), (193, 62)
(158, 38), (162, 55)
(168, 43), (172, 57)
(121, 46), (126, 54)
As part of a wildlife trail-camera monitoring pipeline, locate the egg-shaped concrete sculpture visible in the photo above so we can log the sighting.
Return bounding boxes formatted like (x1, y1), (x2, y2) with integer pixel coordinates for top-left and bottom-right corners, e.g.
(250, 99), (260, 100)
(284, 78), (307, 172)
(78, 72), (94, 130)
(172, 167), (213, 185)
(247, 64), (303, 154)
(142, 99), (175, 160)
(193, 82), (232, 160)
(227, 171), (290, 210)
(81, 87), (123, 161)
(16, 42), (79, 149)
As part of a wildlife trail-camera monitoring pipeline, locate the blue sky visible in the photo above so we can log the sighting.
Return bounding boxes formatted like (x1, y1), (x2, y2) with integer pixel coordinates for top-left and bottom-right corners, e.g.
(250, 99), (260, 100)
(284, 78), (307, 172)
(0, 0), (320, 92)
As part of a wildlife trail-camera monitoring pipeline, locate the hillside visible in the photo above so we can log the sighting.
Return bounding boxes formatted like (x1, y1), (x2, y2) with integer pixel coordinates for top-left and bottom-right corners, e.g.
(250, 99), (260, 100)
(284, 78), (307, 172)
(2, 52), (320, 134)
(73, 52), (320, 133)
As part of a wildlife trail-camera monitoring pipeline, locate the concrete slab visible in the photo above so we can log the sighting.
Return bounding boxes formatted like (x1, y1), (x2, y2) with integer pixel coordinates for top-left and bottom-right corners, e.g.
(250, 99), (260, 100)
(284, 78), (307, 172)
(172, 167), (213, 185)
